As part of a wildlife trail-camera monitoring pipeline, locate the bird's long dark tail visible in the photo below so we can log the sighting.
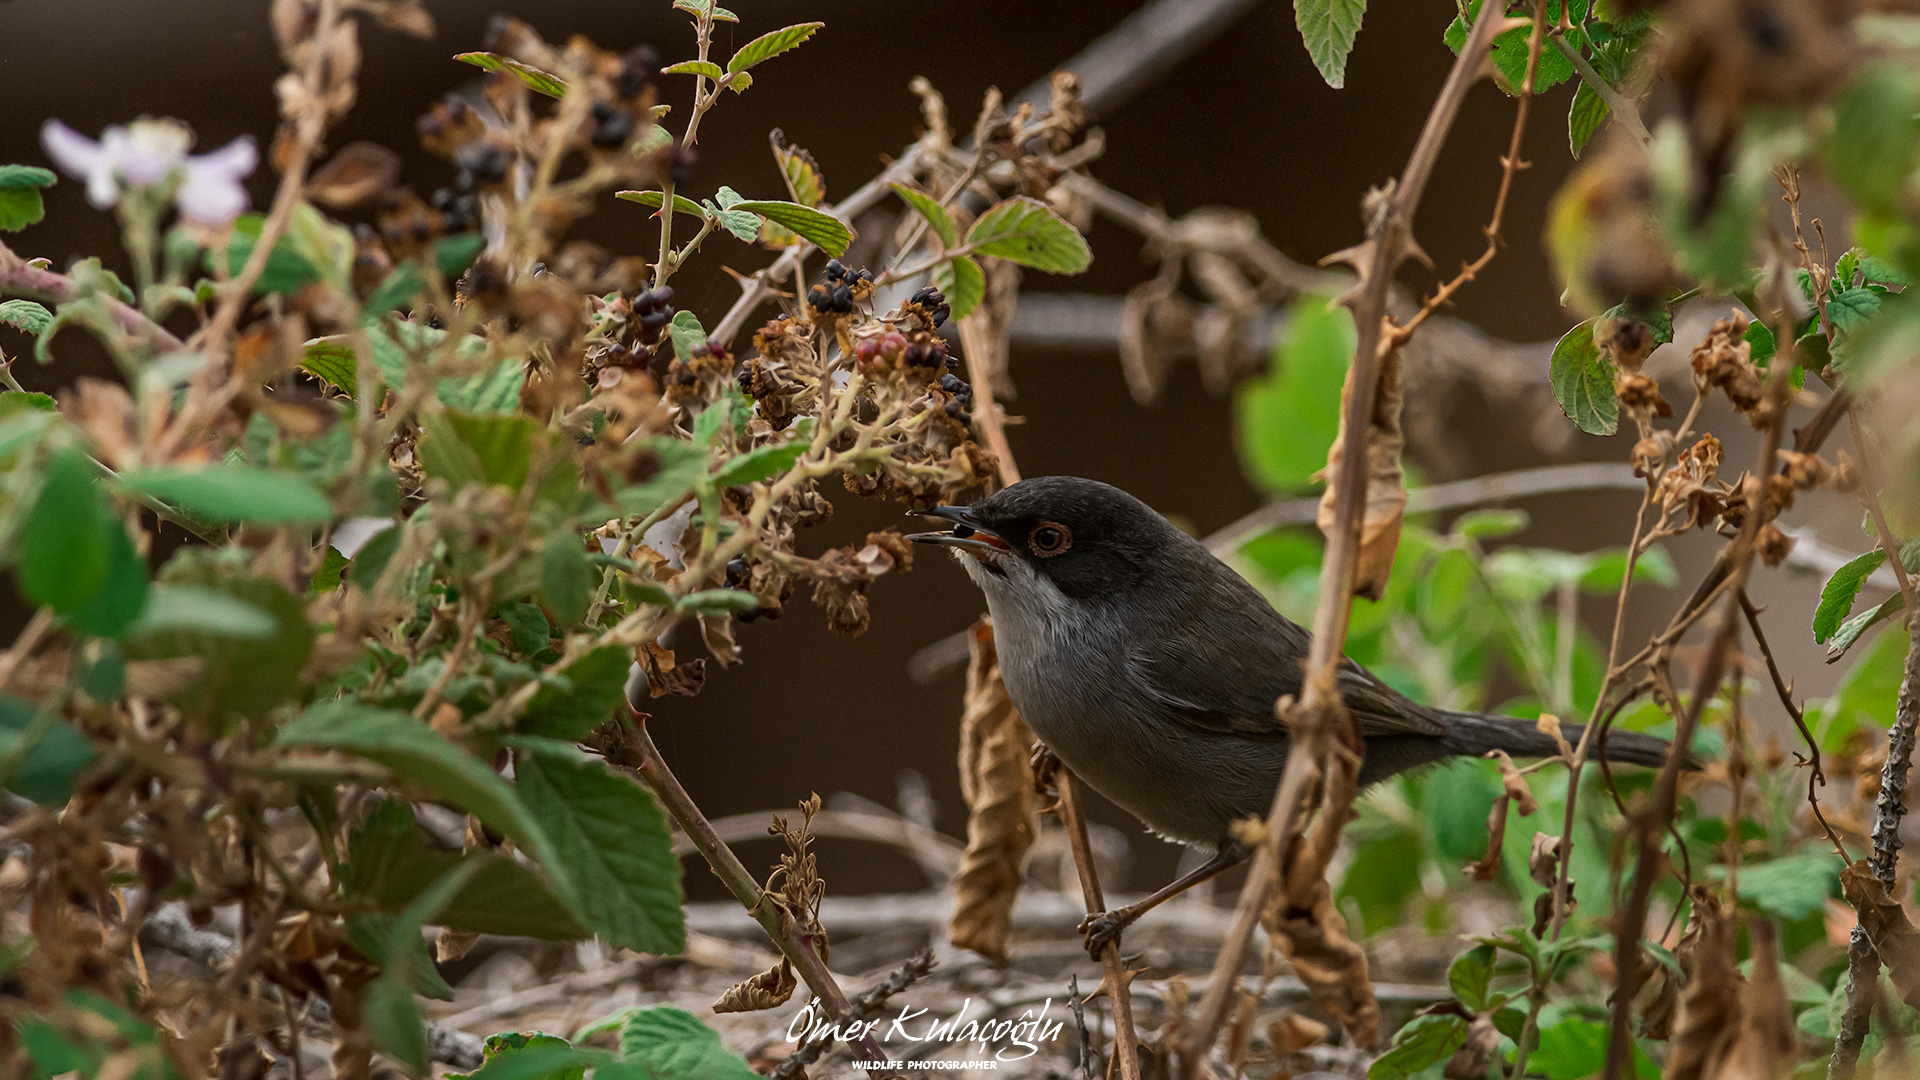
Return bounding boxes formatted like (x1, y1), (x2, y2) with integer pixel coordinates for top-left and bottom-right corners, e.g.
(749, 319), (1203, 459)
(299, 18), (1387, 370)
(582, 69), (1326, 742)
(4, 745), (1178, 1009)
(1441, 711), (1685, 769)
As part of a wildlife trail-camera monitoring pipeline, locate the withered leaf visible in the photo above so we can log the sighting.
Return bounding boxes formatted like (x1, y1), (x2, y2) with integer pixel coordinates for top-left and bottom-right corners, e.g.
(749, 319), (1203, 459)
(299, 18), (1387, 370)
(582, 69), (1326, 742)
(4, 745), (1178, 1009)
(1265, 878), (1382, 1050)
(713, 958), (797, 1013)
(1841, 860), (1920, 1009)
(948, 618), (1038, 960)
(308, 142), (401, 209)
(1317, 348), (1407, 601)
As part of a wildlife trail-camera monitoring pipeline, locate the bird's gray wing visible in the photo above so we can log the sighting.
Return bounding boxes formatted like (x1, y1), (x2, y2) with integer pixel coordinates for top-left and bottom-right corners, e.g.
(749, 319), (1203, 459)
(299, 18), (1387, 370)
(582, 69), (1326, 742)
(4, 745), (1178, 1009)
(1130, 559), (1447, 739)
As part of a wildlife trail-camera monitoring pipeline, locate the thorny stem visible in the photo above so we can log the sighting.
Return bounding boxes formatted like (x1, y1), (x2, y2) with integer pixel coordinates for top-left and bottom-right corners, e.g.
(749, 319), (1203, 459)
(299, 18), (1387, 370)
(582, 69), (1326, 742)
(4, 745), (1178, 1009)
(1740, 592), (1848, 859)
(1180, 4), (1513, 1073)
(625, 716), (901, 1078)
(1051, 769), (1143, 1080)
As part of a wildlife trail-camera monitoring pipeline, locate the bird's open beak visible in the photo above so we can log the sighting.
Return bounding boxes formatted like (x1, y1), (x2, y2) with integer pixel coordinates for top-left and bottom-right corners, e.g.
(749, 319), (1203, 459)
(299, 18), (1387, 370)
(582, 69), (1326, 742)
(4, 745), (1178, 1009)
(908, 505), (1013, 558)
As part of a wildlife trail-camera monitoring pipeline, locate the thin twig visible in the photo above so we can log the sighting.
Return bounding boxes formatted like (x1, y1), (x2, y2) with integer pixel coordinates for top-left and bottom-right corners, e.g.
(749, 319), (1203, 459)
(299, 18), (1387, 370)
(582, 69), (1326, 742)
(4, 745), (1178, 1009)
(1740, 591), (1848, 859)
(1180, 6), (1514, 1073)
(1051, 768), (1142, 1080)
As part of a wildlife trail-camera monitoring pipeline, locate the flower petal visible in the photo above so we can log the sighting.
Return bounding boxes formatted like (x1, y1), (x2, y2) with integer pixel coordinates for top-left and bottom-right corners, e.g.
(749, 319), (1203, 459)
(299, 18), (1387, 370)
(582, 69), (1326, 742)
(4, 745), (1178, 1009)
(187, 136), (259, 182)
(40, 120), (120, 208)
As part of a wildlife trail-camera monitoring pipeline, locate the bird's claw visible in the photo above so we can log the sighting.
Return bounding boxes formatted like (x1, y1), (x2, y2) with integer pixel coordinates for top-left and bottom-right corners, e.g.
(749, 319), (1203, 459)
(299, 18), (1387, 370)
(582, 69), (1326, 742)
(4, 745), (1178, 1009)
(1078, 909), (1131, 960)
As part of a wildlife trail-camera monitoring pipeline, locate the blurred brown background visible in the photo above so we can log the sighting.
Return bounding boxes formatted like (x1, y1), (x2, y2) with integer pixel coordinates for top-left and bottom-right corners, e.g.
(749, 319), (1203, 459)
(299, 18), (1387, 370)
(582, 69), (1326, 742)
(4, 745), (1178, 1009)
(0, 0), (1872, 900)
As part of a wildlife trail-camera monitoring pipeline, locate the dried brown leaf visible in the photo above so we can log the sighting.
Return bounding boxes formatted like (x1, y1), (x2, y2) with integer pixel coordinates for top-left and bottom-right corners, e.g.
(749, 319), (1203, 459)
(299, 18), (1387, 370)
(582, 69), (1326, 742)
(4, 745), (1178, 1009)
(1317, 349), (1407, 601)
(1717, 920), (1794, 1080)
(308, 142), (401, 209)
(1666, 892), (1738, 1080)
(1268, 1014), (1328, 1055)
(1534, 714), (1574, 762)
(1463, 794), (1510, 882)
(948, 618), (1038, 960)
(1443, 1013), (1500, 1080)
(713, 959), (797, 1014)
(1841, 861), (1920, 1009)
(1265, 878), (1381, 1050)
(1492, 750), (1539, 815)
(1527, 832), (1562, 890)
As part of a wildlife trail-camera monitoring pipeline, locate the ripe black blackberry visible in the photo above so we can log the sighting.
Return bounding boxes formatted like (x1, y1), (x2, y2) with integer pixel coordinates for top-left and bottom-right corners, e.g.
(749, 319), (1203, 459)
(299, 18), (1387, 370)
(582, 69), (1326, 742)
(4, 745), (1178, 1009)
(909, 285), (950, 328)
(590, 100), (635, 148)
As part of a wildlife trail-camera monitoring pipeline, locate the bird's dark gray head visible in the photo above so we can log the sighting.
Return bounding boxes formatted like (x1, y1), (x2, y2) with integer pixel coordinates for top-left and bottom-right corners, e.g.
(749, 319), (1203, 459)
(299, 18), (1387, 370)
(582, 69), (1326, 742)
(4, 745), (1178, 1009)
(909, 476), (1186, 601)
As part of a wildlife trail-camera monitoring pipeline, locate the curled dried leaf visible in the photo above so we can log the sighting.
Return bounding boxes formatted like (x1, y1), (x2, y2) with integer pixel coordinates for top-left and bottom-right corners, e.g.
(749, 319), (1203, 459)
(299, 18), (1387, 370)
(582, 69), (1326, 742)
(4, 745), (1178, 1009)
(1317, 350), (1407, 601)
(713, 959), (797, 1013)
(948, 619), (1038, 960)
(1492, 749), (1539, 815)
(1264, 879), (1381, 1050)
(1841, 861), (1920, 1009)
(1269, 1014), (1328, 1055)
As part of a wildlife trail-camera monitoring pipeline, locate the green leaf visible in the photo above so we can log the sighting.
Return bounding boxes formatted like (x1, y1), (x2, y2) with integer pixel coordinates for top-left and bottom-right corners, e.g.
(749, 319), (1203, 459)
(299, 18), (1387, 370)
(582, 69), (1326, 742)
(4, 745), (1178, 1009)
(301, 338), (359, 396)
(447, 1033), (601, 1080)
(1294, 0), (1366, 89)
(0, 392), (53, 417)
(615, 439), (708, 516)
(344, 800), (587, 941)
(125, 464), (331, 525)
(1828, 594), (1903, 661)
(280, 703), (555, 862)
(220, 212), (324, 295)
(1530, 1018), (1609, 1080)
(1600, 300), (1673, 346)
(1816, 551), (1888, 643)
(1455, 508), (1529, 541)
(703, 196), (763, 243)
(0, 697), (96, 805)
(1829, 286), (1883, 333)
(454, 52), (567, 98)
(661, 60), (724, 80)
(18, 449), (114, 617)
(617, 1007), (757, 1080)
(934, 255), (986, 322)
(1831, 64), (1919, 212)
(310, 545), (350, 597)
(365, 859), (484, 1074)
(365, 263), (425, 319)
(429, 413), (535, 490)
(1731, 852), (1840, 921)
(347, 913), (454, 1000)
(68, 525), (149, 639)
(1860, 254), (1913, 286)
(1550, 317), (1618, 435)
(889, 183), (957, 248)
(615, 190), (707, 218)
(725, 22), (822, 74)
(712, 427), (811, 488)
(1745, 319), (1777, 368)
(1577, 547), (1677, 593)
(0, 166), (53, 233)
(541, 533), (593, 626)
(729, 200), (851, 256)
(1448, 943), (1497, 1012)
(513, 742), (685, 954)
(125, 568), (313, 722)
(0, 299), (54, 335)
(669, 309), (708, 364)
(500, 602), (552, 654)
(964, 196), (1091, 274)
(1569, 79), (1610, 158)
(1234, 294), (1352, 493)
(436, 234), (487, 278)
(127, 584), (278, 640)
(520, 646), (630, 741)
(676, 589), (757, 615)
(349, 525), (402, 592)
(1336, 828), (1422, 933)
(1367, 1014), (1468, 1080)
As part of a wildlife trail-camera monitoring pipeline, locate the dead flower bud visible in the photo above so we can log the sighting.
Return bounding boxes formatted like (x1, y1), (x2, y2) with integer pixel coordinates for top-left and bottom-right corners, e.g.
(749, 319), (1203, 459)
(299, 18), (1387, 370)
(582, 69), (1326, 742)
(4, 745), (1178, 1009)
(860, 529), (914, 575)
(1757, 522), (1795, 567)
(1616, 371), (1672, 420)
(1689, 313), (1765, 414)
(1597, 313), (1655, 373)
(309, 141), (401, 210)
(1776, 448), (1841, 491)
(1633, 430), (1675, 478)
(417, 94), (483, 159)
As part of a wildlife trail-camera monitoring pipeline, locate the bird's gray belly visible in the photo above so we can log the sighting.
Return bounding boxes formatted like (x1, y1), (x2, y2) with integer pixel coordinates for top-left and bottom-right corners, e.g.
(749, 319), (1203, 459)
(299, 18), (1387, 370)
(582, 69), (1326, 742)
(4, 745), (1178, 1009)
(996, 639), (1288, 849)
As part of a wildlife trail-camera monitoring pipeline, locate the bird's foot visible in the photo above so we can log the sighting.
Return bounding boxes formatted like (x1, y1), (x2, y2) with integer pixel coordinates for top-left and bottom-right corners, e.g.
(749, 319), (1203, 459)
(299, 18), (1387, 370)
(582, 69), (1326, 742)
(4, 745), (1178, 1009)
(1078, 908), (1136, 960)
(1030, 743), (1062, 803)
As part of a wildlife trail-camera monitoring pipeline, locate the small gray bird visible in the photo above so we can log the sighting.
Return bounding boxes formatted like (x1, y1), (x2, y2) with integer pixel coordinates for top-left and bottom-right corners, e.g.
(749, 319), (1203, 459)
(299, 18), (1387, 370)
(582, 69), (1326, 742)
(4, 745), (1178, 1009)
(912, 475), (1675, 954)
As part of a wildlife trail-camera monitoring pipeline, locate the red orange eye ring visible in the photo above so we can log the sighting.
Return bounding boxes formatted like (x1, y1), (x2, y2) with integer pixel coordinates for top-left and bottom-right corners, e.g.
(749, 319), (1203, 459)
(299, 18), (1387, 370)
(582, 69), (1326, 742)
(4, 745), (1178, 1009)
(1029, 520), (1072, 558)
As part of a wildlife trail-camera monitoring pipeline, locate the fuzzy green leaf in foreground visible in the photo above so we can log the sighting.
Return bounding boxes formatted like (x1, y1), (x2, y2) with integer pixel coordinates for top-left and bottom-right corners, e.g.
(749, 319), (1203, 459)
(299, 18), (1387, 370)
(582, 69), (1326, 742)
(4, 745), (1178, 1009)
(712, 425), (812, 488)
(618, 1007), (758, 1080)
(0, 299), (54, 335)
(126, 464), (333, 524)
(18, 448), (114, 617)
(0, 696), (97, 806)
(1815, 550), (1888, 643)
(301, 338), (358, 396)
(513, 742), (685, 955)
(0, 166), (52, 233)
(454, 52), (567, 98)
(730, 199), (850, 256)
(934, 255), (986, 322)
(1549, 317), (1619, 435)
(519, 646), (631, 741)
(889, 183), (957, 249)
(128, 585), (278, 640)
(279, 702), (555, 865)
(965, 196), (1091, 274)
(1295, 0), (1366, 89)
(725, 22), (821, 74)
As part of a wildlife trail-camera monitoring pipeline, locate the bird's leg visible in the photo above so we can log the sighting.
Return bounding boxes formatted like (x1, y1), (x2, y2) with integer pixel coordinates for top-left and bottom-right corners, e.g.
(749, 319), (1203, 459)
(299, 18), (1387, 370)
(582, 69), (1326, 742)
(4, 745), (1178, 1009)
(1078, 844), (1248, 959)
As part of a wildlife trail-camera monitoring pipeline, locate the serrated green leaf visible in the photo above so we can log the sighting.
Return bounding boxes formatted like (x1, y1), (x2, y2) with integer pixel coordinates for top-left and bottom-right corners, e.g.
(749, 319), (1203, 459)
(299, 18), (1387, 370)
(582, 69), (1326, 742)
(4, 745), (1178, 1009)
(218, 211), (324, 295)
(1447, 943), (1497, 1013)
(616, 190), (707, 217)
(934, 255), (985, 323)
(513, 742), (684, 954)
(1829, 286), (1883, 333)
(448, 1034), (601, 1080)
(964, 196), (1091, 274)
(1601, 299), (1672, 346)
(662, 60), (723, 80)
(541, 532), (593, 626)
(1816, 550), (1888, 643)
(1730, 853), (1840, 920)
(710, 203), (762, 243)
(1549, 317), (1618, 435)
(669, 309), (708, 363)
(455, 52), (567, 98)
(776, 142), (824, 207)
(713, 427), (811, 488)
(1368, 1014), (1468, 1080)
(0, 165), (56, 189)
(520, 646), (630, 741)
(890, 183), (957, 248)
(124, 464), (332, 524)
(1828, 593), (1904, 661)
(1570, 79), (1610, 158)
(730, 200), (851, 256)
(725, 22), (821, 74)
(0, 390), (54, 414)
(280, 702), (556, 865)
(301, 337), (359, 396)
(1295, 0), (1366, 89)
(0, 299), (54, 335)
(618, 1007), (757, 1080)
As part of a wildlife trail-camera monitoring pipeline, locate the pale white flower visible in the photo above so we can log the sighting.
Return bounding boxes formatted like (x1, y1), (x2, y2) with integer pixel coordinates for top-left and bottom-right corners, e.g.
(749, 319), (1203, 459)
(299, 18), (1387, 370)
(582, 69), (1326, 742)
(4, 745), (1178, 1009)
(40, 118), (257, 225)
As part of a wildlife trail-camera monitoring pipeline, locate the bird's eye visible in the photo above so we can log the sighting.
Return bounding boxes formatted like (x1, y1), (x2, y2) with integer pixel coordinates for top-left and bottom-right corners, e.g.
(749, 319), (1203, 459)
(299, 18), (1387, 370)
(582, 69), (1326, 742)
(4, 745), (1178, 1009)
(1028, 521), (1072, 558)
